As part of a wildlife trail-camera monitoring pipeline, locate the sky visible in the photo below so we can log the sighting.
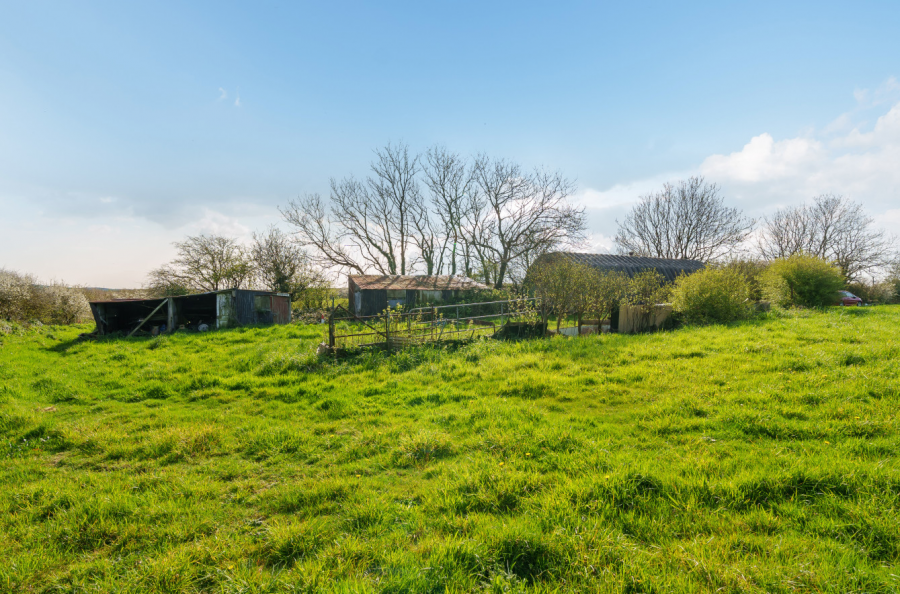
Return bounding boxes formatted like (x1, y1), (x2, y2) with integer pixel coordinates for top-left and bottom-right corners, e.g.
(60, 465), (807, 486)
(1, 0), (899, 287)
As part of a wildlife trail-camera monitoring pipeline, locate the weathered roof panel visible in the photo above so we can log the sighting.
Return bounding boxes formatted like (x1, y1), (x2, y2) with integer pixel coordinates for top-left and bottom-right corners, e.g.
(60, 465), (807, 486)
(88, 289), (287, 305)
(348, 275), (489, 291)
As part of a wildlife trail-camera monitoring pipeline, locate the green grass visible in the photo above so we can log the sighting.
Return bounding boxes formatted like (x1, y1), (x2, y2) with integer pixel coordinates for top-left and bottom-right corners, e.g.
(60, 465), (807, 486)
(1, 307), (899, 593)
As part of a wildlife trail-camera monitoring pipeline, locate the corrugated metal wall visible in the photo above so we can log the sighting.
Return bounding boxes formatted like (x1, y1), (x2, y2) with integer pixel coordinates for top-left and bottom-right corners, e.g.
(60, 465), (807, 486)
(272, 295), (290, 324)
(360, 289), (388, 316)
(233, 290), (255, 325)
(348, 279), (357, 314)
(231, 290), (291, 326)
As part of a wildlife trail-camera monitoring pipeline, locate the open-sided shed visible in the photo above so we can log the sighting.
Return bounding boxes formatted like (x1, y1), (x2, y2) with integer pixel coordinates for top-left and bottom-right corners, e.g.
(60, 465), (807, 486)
(348, 275), (488, 317)
(90, 289), (291, 335)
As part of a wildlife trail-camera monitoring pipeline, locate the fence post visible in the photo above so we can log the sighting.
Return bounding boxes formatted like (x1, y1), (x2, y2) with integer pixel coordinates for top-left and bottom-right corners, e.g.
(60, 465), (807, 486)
(385, 310), (391, 353)
(541, 301), (548, 337)
(432, 306), (436, 342)
(328, 299), (335, 349)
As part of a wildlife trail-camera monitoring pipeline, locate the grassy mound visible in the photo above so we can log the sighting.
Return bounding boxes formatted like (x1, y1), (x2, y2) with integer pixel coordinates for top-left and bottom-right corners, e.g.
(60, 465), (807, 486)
(1, 307), (899, 592)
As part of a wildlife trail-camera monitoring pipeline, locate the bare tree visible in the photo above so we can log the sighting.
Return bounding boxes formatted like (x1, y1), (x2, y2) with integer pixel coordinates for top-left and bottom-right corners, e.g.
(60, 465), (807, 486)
(421, 145), (474, 276)
(409, 192), (443, 275)
(147, 235), (253, 294)
(281, 143), (420, 276)
(146, 266), (192, 297)
(615, 177), (754, 262)
(281, 144), (585, 285)
(250, 226), (331, 302)
(469, 156), (586, 289)
(369, 143), (420, 275)
(279, 192), (365, 275)
(758, 194), (895, 281)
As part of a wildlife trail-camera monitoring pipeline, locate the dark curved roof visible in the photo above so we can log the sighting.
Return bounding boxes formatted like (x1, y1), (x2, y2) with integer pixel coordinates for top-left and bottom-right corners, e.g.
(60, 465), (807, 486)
(542, 252), (705, 282)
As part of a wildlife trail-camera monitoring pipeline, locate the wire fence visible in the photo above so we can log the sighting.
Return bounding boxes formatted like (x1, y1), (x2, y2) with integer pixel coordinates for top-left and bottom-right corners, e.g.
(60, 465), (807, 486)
(328, 297), (550, 350)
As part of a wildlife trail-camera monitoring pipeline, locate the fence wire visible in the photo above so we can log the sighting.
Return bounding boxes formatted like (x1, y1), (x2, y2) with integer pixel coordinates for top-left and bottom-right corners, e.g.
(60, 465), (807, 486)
(328, 298), (547, 350)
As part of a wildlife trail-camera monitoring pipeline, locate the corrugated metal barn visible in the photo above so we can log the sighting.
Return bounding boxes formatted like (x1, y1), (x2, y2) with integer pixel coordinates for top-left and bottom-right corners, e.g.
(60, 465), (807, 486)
(531, 252), (705, 333)
(90, 289), (291, 335)
(535, 252), (705, 281)
(348, 275), (488, 317)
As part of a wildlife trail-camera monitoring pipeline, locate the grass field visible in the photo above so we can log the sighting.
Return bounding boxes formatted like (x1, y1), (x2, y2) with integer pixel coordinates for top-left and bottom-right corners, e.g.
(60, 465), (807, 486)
(1, 307), (899, 593)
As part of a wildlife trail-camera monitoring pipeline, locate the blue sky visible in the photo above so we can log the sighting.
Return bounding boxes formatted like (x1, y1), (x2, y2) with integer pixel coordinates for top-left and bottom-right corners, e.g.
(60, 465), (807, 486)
(2, 1), (899, 286)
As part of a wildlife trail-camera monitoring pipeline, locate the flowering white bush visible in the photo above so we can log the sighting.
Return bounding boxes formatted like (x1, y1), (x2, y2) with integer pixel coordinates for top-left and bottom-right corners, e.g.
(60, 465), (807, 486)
(0, 269), (92, 324)
(39, 282), (92, 324)
(0, 269), (36, 321)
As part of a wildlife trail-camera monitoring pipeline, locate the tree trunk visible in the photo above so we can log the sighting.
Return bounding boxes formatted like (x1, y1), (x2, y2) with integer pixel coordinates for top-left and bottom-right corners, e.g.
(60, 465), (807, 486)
(494, 258), (508, 289)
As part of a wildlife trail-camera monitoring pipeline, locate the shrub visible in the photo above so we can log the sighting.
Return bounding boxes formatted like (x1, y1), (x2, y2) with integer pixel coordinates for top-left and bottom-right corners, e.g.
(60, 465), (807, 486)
(0, 269), (34, 321)
(671, 267), (750, 324)
(614, 269), (674, 333)
(884, 260), (900, 304)
(37, 283), (92, 324)
(624, 269), (671, 306)
(721, 258), (768, 301)
(761, 254), (845, 308)
(0, 270), (91, 324)
(847, 281), (895, 305)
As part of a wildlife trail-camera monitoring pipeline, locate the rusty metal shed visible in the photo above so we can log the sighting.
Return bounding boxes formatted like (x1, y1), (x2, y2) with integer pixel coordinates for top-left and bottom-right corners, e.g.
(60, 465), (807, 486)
(348, 275), (488, 317)
(89, 289), (291, 335)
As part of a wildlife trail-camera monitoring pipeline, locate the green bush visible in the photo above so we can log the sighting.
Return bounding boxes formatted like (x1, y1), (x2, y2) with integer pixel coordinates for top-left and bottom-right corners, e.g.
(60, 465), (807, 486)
(721, 258), (768, 302)
(886, 260), (900, 304)
(846, 281), (895, 305)
(671, 267), (750, 324)
(761, 254), (845, 308)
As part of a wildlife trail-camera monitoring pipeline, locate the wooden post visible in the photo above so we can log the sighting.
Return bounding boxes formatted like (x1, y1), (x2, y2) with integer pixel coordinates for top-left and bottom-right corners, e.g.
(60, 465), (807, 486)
(431, 306), (436, 343)
(541, 302), (548, 337)
(328, 299), (335, 348)
(127, 299), (169, 338)
(385, 310), (391, 353)
(166, 297), (175, 333)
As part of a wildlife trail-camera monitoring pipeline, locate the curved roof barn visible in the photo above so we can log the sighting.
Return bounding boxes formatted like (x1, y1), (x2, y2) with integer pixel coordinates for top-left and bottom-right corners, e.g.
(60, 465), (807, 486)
(537, 252), (705, 282)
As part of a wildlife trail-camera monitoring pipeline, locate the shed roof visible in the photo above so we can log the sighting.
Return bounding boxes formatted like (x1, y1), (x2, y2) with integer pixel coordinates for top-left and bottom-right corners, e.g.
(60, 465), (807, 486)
(89, 289), (289, 305)
(542, 252), (705, 282)
(349, 275), (489, 291)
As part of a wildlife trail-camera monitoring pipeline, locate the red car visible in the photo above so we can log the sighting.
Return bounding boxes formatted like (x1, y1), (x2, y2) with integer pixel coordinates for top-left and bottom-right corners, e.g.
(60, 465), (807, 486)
(837, 290), (863, 306)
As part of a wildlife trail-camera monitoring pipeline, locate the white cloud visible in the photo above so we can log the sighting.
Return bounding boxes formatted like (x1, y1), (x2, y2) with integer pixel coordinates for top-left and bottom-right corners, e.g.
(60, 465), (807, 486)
(234, 92), (241, 107)
(853, 76), (900, 109)
(581, 232), (616, 254)
(218, 87), (228, 100)
(188, 208), (252, 238)
(700, 134), (825, 183)
(697, 98), (900, 223)
(834, 102), (900, 148)
(573, 174), (681, 209)
(577, 86), (900, 251)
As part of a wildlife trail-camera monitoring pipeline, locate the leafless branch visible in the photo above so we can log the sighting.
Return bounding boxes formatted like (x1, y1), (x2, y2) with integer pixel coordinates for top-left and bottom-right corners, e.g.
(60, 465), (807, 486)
(615, 177), (754, 262)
